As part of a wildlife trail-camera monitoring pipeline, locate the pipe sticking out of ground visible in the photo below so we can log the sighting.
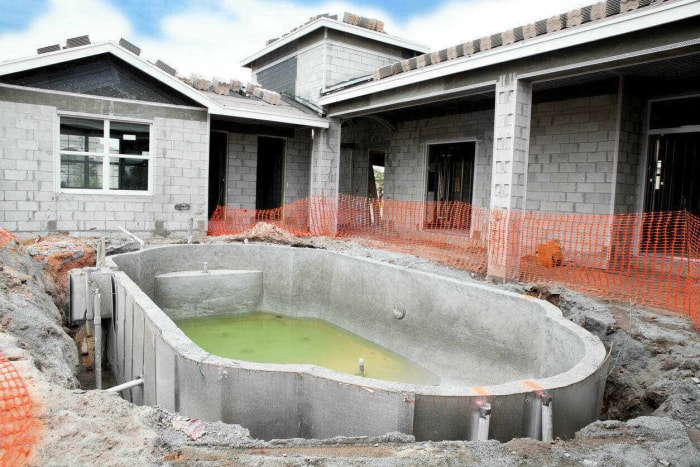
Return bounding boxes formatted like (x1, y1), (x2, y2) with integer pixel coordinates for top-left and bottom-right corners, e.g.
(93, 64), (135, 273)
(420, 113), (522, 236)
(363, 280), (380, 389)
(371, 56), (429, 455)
(106, 377), (144, 393)
(93, 290), (102, 390)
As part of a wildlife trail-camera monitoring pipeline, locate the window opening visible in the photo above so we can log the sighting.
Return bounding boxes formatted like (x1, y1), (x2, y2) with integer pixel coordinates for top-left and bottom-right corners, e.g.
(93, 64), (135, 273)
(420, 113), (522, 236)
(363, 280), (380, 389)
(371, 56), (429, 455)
(59, 116), (151, 192)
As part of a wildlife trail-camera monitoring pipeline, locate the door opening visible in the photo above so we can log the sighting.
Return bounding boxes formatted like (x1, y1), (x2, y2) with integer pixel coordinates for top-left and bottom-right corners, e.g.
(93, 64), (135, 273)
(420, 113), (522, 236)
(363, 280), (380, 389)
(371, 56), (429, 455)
(642, 96), (700, 252)
(256, 136), (285, 212)
(425, 142), (475, 229)
(368, 149), (385, 199)
(644, 132), (700, 215)
(208, 131), (227, 218)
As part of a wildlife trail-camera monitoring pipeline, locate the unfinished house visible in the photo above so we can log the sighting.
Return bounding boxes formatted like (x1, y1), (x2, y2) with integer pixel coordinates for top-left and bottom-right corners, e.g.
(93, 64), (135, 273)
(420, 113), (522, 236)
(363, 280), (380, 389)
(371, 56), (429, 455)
(0, 36), (327, 236)
(315, 0), (700, 279)
(0, 1), (698, 319)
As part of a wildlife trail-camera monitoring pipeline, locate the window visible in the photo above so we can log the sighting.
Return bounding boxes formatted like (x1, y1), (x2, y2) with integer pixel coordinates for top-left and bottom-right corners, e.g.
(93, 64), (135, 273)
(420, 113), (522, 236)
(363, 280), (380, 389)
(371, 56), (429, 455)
(59, 116), (151, 193)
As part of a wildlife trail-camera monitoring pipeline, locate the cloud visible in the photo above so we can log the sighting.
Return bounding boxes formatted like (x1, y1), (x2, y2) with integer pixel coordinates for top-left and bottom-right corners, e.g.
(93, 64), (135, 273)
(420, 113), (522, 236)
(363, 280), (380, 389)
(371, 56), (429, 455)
(0, 0), (598, 83)
(0, 0), (132, 63)
(135, 0), (394, 82)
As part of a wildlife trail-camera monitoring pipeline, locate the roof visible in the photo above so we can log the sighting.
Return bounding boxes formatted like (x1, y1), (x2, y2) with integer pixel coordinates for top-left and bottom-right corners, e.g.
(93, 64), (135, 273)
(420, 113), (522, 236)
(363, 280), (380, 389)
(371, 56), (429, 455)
(241, 14), (430, 67)
(0, 41), (329, 128)
(320, 0), (700, 106)
(202, 89), (328, 127)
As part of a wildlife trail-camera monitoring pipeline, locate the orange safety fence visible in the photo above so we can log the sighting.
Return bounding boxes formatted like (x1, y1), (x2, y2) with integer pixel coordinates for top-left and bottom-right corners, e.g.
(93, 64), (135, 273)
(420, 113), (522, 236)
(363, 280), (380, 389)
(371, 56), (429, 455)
(0, 353), (36, 466)
(209, 194), (700, 330)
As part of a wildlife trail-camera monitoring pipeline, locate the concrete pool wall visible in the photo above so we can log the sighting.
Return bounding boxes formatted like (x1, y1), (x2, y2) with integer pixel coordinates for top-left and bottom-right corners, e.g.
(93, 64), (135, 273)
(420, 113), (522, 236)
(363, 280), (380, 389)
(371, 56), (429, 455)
(105, 243), (609, 441)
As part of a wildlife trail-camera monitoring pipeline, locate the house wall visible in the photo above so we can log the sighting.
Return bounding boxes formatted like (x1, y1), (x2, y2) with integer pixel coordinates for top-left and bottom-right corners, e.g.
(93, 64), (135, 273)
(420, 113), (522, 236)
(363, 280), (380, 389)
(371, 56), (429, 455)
(296, 45), (327, 107)
(225, 133), (258, 210)
(254, 28), (417, 107)
(224, 129), (312, 209)
(325, 30), (411, 88)
(341, 110), (495, 207)
(527, 94), (619, 215)
(285, 128), (312, 204)
(341, 92), (647, 218)
(0, 86), (208, 236)
(614, 94), (645, 214)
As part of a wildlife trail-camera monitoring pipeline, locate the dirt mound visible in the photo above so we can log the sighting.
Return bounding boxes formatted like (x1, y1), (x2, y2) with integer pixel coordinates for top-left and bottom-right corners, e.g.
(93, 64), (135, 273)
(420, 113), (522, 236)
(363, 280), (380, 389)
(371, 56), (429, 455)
(24, 235), (96, 313)
(214, 222), (299, 245)
(0, 236), (79, 388)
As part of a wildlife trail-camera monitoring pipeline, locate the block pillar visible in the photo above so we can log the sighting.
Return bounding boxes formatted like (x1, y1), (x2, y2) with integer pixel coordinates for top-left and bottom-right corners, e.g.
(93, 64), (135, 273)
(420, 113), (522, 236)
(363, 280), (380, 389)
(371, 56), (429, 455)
(488, 73), (533, 279)
(309, 118), (341, 235)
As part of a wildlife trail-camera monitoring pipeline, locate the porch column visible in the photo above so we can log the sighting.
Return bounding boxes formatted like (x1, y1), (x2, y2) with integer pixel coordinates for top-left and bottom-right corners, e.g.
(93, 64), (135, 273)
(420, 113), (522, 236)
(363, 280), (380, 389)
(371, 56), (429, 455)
(309, 118), (341, 235)
(487, 73), (533, 279)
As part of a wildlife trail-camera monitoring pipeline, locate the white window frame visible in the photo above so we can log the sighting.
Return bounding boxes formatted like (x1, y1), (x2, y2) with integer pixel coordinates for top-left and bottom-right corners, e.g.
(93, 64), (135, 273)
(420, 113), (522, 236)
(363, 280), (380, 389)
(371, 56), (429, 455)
(55, 112), (154, 195)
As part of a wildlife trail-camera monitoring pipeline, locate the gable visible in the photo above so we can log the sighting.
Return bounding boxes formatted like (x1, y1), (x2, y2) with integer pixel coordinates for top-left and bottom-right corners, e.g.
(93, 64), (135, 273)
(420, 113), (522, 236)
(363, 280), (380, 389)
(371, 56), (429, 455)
(0, 53), (202, 106)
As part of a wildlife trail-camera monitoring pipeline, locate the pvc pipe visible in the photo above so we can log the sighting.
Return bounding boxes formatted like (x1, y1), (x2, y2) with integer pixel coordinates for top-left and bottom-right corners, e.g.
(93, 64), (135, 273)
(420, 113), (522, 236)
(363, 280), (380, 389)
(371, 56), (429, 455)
(187, 217), (194, 244)
(477, 402), (491, 441)
(541, 395), (553, 442)
(106, 377), (144, 393)
(118, 226), (145, 250)
(98, 237), (106, 268)
(93, 290), (102, 390)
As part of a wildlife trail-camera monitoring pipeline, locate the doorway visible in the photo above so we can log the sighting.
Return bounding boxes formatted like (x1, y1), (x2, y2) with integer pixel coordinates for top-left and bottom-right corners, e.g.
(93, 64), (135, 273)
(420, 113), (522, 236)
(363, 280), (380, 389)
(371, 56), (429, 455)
(256, 136), (285, 211)
(642, 96), (700, 253)
(208, 131), (227, 218)
(644, 133), (700, 215)
(425, 141), (475, 229)
(368, 149), (385, 199)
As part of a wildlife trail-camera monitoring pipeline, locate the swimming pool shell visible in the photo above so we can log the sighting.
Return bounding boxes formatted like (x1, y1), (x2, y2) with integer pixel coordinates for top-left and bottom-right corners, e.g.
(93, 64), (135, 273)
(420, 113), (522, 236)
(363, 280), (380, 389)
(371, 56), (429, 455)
(105, 243), (609, 441)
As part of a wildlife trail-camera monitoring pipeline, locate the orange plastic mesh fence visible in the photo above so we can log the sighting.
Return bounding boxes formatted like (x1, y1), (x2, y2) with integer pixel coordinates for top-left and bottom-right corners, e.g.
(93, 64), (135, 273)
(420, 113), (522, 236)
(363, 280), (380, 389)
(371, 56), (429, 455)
(209, 195), (700, 330)
(0, 353), (36, 466)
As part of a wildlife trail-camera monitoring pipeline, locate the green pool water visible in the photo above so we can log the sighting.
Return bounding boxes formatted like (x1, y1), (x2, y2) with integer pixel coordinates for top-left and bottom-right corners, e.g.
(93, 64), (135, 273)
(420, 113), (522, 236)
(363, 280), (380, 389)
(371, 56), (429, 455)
(175, 312), (438, 385)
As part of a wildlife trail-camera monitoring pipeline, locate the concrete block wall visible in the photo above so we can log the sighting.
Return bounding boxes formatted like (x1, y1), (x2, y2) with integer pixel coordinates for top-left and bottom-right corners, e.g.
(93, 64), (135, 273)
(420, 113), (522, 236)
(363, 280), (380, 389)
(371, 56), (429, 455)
(614, 94), (644, 214)
(225, 133), (258, 209)
(0, 101), (54, 233)
(341, 110), (494, 207)
(224, 129), (312, 209)
(310, 120), (341, 196)
(296, 45), (326, 107)
(284, 128), (312, 204)
(325, 41), (409, 89)
(351, 144), (370, 197)
(0, 94), (208, 236)
(255, 31), (416, 108)
(527, 94), (619, 215)
(492, 74), (532, 211)
(338, 148), (353, 195)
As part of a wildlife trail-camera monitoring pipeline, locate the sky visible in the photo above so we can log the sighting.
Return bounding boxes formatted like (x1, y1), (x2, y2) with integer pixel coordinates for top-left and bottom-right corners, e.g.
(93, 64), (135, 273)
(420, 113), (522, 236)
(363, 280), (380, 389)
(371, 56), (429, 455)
(0, 0), (593, 82)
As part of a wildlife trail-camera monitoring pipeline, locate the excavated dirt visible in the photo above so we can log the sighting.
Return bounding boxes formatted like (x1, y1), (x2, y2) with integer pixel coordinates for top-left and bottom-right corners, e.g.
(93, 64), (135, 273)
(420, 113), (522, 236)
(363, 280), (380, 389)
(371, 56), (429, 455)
(0, 225), (698, 465)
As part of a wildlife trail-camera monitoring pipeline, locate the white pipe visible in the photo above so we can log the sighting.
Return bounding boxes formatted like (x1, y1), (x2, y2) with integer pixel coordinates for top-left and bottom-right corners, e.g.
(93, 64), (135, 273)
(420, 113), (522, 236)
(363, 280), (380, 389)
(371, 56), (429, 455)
(477, 402), (491, 441)
(106, 377), (144, 393)
(99, 237), (106, 267)
(93, 290), (102, 390)
(187, 217), (194, 244)
(541, 395), (553, 442)
(118, 226), (145, 250)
